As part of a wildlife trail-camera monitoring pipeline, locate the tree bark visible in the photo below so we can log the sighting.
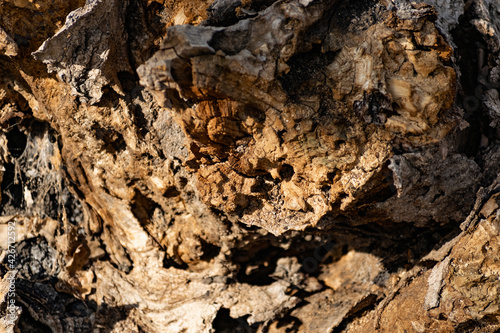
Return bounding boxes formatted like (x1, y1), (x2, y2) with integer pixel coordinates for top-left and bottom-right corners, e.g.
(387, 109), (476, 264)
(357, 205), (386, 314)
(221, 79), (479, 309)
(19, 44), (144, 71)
(0, 0), (500, 332)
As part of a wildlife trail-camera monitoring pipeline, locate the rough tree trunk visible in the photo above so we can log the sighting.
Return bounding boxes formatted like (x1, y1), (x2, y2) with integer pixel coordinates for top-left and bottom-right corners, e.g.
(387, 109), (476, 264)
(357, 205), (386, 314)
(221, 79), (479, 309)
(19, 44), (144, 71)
(0, 0), (499, 332)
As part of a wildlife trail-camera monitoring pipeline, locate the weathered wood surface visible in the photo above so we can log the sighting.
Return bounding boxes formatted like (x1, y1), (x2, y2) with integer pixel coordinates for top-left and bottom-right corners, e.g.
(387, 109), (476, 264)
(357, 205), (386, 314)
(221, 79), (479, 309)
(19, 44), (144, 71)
(0, 0), (500, 332)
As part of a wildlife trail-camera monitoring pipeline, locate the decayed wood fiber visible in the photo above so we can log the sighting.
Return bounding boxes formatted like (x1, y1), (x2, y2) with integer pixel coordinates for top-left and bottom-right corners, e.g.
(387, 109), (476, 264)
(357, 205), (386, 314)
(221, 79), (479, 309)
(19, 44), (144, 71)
(138, 0), (478, 234)
(0, 0), (499, 332)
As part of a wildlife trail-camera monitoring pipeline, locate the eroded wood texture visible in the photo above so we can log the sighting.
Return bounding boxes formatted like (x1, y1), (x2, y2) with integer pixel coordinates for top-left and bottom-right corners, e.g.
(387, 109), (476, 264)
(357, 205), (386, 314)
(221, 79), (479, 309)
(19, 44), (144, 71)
(138, 0), (480, 234)
(0, 0), (500, 332)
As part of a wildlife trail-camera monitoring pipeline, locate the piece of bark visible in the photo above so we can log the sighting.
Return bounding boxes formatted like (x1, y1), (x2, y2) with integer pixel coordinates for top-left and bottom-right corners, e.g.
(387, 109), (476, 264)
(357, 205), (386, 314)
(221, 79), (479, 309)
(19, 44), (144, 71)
(32, 0), (132, 104)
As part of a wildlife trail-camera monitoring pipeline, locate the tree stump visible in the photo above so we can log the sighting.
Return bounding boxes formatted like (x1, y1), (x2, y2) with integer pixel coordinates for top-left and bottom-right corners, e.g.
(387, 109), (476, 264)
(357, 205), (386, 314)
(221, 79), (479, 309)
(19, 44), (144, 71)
(0, 0), (500, 332)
